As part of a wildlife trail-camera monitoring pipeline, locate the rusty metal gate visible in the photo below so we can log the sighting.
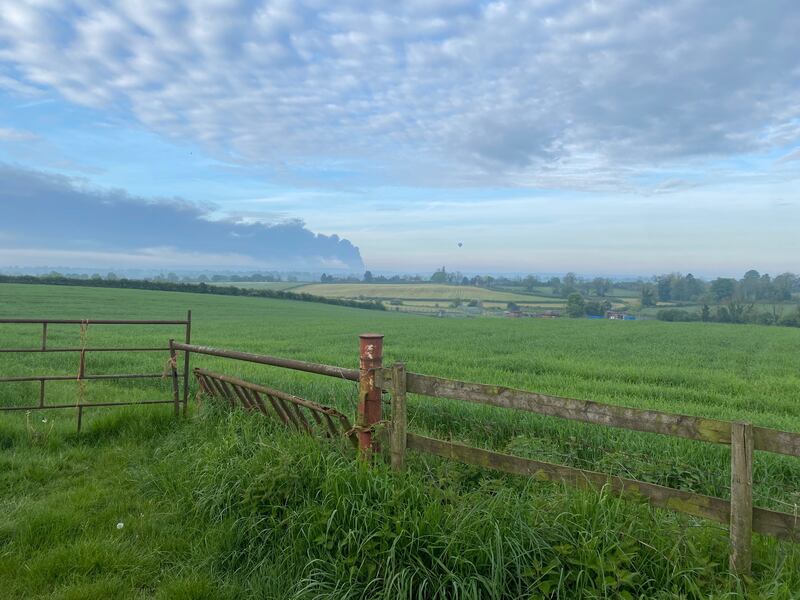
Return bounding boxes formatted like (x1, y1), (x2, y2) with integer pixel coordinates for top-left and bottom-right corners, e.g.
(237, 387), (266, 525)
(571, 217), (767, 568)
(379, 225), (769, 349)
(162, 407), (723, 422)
(195, 368), (357, 446)
(0, 313), (192, 430)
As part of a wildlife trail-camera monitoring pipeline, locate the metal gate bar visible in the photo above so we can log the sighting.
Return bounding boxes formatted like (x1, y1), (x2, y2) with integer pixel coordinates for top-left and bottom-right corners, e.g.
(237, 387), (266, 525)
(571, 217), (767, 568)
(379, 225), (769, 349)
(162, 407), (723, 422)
(194, 367), (357, 447)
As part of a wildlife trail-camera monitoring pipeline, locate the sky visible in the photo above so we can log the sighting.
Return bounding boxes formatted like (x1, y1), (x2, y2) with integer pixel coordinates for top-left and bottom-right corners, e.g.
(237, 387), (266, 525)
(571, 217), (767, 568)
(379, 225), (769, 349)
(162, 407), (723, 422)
(0, 0), (799, 276)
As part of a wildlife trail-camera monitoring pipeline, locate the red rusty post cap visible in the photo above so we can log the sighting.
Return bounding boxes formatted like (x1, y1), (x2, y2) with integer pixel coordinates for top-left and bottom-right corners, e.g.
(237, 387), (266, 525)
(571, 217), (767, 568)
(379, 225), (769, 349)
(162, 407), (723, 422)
(358, 333), (384, 461)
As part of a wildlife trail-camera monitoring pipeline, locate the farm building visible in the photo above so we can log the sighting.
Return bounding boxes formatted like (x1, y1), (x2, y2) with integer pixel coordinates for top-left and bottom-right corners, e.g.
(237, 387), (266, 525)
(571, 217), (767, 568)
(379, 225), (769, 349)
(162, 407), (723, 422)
(606, 310), (636, 320)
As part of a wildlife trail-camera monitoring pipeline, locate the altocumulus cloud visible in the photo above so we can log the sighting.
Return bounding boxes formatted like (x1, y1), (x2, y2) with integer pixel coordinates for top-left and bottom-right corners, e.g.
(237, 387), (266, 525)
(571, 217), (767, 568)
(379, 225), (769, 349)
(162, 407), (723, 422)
(0, 164), (364, 271)
(0, 1), (798, 189)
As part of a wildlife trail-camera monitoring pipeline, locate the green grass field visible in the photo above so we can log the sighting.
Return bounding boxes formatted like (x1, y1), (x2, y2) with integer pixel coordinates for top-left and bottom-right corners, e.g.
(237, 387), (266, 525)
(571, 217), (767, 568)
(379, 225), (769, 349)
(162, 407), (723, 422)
(1, 283), (799, 598)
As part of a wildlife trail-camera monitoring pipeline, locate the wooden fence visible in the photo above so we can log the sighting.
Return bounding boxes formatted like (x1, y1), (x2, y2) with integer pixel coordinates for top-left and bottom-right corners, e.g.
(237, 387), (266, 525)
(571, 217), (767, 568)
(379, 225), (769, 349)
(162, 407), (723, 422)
(174, 336), (800, 576)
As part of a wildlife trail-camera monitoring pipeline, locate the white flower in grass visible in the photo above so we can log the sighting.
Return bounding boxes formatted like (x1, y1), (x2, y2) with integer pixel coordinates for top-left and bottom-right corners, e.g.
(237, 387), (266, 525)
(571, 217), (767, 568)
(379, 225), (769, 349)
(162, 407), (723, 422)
(116, 522), (124, 530)
(41, 418), (48, 423)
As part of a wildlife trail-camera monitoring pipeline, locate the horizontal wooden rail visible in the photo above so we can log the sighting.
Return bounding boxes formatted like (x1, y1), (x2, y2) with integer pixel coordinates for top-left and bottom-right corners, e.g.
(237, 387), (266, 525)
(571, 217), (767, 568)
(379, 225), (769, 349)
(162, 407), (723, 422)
(174, 343), (359, 382)
(404, 373), (800, 458)
(406, 433), (800, 543)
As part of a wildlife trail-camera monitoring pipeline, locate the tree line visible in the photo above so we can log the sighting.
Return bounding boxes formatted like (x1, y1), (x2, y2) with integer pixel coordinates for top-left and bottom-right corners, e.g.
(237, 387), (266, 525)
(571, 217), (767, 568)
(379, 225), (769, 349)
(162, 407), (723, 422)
(0, 274), (386, 311)
(640, 270), (798, 306)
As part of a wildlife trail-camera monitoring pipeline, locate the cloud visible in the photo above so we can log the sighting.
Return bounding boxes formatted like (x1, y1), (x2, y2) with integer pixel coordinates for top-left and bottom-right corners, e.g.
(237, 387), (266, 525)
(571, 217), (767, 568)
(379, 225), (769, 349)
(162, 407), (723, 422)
(0, 164), (364, 271)
(0, 1), (798, 189)
(777, 148), (800, 163)
(0, 127), (38, 142)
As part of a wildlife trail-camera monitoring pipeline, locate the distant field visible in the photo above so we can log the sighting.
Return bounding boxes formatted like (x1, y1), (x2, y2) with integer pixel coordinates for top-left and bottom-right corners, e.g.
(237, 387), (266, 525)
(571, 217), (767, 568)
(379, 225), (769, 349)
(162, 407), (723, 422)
(209, 281), (303, 291)
(295, 283), (560, 302)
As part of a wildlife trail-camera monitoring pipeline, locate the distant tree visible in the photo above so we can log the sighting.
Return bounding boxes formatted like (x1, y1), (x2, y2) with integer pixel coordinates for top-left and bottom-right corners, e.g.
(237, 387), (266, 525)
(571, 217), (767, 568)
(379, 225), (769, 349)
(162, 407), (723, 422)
(710, 278), (736, 302)
(726, 301), (754, 324)
(584, 300), (611, 316)
(547, 277), (562, 296)
(591, 277), (612, 297)
(739, 270), (761, 301)
(523, 275), (539, 292)
(656, 275), (672, 302)
(106, 272), (118, 281)
(461, 276), (470, 286)
(561, 272), (578, 297)
(565, 293), (586, 318)
(507, 301), (520, 312)
(701, 304), (711, 322)
(684, 273), (703, 300)
(430, 267), (448, 284)
(640, 284), (656, 307)
(363, 270), (373, 283)
(91, 273), (102, 280)
(167, 272), (179, 282)
(771, 272), (796, 301)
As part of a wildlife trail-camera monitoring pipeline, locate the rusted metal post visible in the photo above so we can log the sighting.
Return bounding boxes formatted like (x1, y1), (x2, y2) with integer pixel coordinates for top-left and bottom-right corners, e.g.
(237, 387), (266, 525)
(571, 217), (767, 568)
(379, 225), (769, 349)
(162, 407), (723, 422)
(169, 339), (180, 416)
(182, 310), (191, 415)
(390, 362), (407, 471)
(730, 422), (754, 576)
(358, 333), (384, 461)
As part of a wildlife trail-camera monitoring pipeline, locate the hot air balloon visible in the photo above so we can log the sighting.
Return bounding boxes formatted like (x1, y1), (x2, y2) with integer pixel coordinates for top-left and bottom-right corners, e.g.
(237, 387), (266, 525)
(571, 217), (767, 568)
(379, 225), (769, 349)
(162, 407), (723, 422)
(457, 242), (463, 248)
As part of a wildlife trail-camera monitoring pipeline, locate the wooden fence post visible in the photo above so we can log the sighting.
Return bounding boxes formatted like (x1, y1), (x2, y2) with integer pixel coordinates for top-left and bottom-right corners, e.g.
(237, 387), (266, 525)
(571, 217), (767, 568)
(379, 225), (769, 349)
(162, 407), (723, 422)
(730, 421), (754, 576)
(391, 362), (407, 471)
(358, 334), (383, 461)
(169, 339), (180, 417)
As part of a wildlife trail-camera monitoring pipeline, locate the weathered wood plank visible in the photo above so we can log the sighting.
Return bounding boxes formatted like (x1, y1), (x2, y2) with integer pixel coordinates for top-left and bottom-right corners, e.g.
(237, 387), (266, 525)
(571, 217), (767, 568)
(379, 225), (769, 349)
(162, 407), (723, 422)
(406, 373), (800, 458)
(406, 432), (730, 523)
(406, 433), (800, 543)
(752, 426), (800, 458)
(730, 422), (754, 575)
(752, 506), (800, 543)
(406, 373), (733, 445)
(390, 363), (407, 471)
